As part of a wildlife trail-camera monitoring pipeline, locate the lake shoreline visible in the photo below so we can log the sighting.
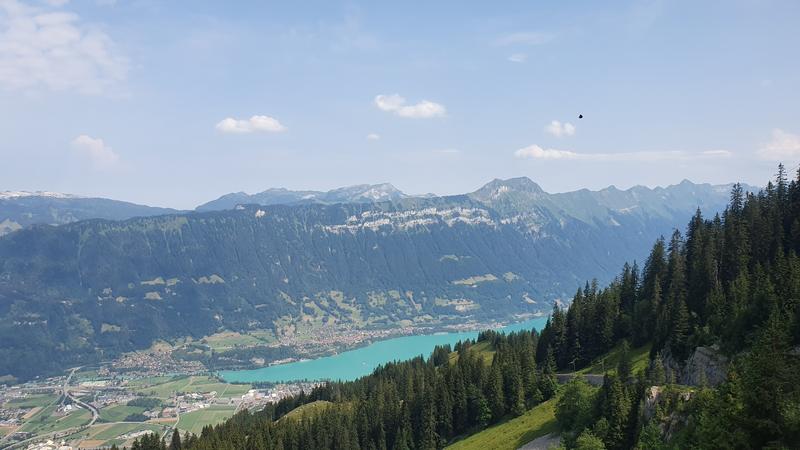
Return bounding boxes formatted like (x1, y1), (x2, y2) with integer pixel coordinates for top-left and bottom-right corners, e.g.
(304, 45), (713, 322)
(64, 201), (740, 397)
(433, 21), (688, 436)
(218, 316), (549, 384)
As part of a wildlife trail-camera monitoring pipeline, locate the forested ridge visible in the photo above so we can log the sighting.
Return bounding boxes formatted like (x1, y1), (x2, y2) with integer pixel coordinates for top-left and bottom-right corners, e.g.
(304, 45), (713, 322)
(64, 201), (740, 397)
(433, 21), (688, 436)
(121, 328), (557, 450)
(127, 165), (800, 450)
(0, 178), (736, 381)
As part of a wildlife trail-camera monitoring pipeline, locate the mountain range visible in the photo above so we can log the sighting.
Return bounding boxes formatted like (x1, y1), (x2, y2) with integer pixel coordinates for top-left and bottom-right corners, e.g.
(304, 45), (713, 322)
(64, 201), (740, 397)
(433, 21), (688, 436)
(0, 178), (753, 380)
(0, 191), (180, 236)
(196, 183), (416, 211)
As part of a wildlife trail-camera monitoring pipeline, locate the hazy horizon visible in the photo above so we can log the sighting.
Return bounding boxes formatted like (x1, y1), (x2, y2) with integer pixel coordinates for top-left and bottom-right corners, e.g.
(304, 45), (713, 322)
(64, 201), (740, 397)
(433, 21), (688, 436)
(1, 0), (798, 209)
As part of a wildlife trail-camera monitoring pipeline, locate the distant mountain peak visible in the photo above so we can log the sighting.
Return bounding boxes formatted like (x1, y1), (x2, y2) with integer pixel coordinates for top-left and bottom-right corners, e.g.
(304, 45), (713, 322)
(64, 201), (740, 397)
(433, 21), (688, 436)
(197, 183), (409, 211)
(0, 190), (80, 200)
(477, 177), (544, 195)
(469, 178), (545, 206)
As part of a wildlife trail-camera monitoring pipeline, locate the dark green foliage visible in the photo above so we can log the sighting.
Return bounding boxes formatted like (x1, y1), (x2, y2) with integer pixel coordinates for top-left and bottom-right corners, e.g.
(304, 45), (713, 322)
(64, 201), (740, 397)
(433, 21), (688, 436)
(125, 412), (150, 422)
(616, 340), (631, 382)
(132, 329), (552, 450)
(131, 433), (167, 450)
(574, 430), (606, 450)
(538, 165), (800, 449)
(556, 378), (596, 438)
(169, 429), (182, 450)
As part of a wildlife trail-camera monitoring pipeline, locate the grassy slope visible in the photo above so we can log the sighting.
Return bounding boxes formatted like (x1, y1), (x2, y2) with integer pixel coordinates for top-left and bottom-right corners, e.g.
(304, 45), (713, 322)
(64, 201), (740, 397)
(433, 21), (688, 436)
(446, 399), (558, 450)
(279, 400), (333, 422)
(575, 343), (652, 375)
(448, 341), (496, 366)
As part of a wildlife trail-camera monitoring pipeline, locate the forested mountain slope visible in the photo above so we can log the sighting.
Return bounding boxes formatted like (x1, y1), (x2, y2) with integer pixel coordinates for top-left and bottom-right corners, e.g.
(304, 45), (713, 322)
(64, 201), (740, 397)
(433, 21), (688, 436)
(0, 178), (744, 380)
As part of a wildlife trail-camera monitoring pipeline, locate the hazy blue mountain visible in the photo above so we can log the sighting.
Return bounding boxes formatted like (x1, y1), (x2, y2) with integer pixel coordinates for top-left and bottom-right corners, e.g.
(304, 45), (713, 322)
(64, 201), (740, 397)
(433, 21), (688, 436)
(0, 191), (181, 235)
(0, 178), (751, 380)
(196, 183), (409, 211)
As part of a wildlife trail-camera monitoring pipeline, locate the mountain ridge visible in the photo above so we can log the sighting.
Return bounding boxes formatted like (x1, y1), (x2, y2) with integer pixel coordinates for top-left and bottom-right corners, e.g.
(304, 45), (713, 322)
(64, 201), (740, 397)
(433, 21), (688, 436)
(0, 193), (182, 236)
(0, 178), (751, 380)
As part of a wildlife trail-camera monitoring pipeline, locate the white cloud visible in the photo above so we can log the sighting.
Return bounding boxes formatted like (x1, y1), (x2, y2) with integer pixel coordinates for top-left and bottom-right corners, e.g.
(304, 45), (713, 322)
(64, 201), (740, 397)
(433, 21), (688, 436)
(216, 115), (286, 134)
(508, 53), (527, 63)
(374, 94), (446, 119)
(758, 129), (800, 161)
(0, 0), (129, 94)
(44, 0), (69, 6)
(71, 134), (119, 169)
(366, 133), (380, 141)
(545, 120), (576, 137)
(515, 145), (732, 162)
(515, 145), (578, 160)
(495, 31), (554, 46)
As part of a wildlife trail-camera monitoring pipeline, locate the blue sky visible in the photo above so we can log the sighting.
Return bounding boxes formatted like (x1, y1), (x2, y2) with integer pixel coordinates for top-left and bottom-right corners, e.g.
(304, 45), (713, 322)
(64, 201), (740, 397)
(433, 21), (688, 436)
(0, 0), (798, 208)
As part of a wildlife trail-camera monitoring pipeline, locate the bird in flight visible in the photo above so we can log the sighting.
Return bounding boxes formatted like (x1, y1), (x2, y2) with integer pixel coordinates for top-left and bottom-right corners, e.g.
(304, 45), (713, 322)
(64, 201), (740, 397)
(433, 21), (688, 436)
(578, 114), (583, 119)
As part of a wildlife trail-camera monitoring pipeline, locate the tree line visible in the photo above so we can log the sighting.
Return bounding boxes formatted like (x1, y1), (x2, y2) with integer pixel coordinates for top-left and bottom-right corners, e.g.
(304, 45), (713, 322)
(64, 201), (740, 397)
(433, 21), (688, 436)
(548, 164), (800, 449)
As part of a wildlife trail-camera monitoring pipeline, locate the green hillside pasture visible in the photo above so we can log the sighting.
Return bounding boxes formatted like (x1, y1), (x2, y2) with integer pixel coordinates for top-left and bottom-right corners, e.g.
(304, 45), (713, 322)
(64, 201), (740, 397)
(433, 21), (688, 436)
(279, 400), (333, 422)
(446, 399), (558, 450)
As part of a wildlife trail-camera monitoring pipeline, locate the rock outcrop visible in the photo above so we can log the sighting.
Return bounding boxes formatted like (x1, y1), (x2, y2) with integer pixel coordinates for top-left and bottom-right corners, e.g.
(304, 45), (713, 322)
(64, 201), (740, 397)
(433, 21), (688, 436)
(663, 345), (729, 387)
(640, 386), (694, 441)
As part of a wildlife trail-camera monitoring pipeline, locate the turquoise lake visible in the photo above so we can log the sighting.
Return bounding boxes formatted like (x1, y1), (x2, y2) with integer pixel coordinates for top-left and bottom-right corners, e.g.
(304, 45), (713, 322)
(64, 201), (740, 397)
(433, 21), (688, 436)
(219, 316), (549, 383)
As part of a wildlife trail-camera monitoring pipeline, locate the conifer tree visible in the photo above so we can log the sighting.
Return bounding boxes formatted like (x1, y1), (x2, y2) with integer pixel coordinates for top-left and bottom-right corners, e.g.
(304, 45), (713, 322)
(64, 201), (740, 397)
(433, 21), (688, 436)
(169, 429), (182, 450)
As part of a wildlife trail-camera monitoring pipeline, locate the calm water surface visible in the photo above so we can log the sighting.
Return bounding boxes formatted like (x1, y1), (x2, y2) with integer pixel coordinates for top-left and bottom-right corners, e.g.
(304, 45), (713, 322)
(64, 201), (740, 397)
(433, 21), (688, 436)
(219, 316), (548, 383)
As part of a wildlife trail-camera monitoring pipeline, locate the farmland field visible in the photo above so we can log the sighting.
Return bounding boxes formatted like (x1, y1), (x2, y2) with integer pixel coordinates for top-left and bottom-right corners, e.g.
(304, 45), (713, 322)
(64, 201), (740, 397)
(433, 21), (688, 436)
(72, 422), (168, 448)
(177, 405), (236, 434)
(3, 394), (56, 409)
(18, 406), (92, 435)
(98, 405), (146, 423)
(200, 331), (268, 352)
(132, 375), (250, 399)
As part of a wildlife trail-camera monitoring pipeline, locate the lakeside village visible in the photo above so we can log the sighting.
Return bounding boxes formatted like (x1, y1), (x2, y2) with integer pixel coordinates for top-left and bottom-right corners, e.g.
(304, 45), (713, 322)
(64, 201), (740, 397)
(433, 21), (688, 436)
(0, 316), (542, 449)
(0, 346), (322, 450)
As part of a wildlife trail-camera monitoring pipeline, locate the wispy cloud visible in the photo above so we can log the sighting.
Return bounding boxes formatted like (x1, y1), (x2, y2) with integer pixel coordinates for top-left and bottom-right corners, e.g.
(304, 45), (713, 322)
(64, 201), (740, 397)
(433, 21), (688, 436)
(71, 135), (119, 169)
(366, 133), (380, 141)
(374, 94), (446, 119)
(216, 115), (287, 133)
(514, 145), (577, 160)
(545, 120), (576, 138)
(508, 53), (527, 63)
(0, 0), (129, 94)
(758, 129), (800, 161)
(495, 31), (554, 46)
(515, 145), (732, 162)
